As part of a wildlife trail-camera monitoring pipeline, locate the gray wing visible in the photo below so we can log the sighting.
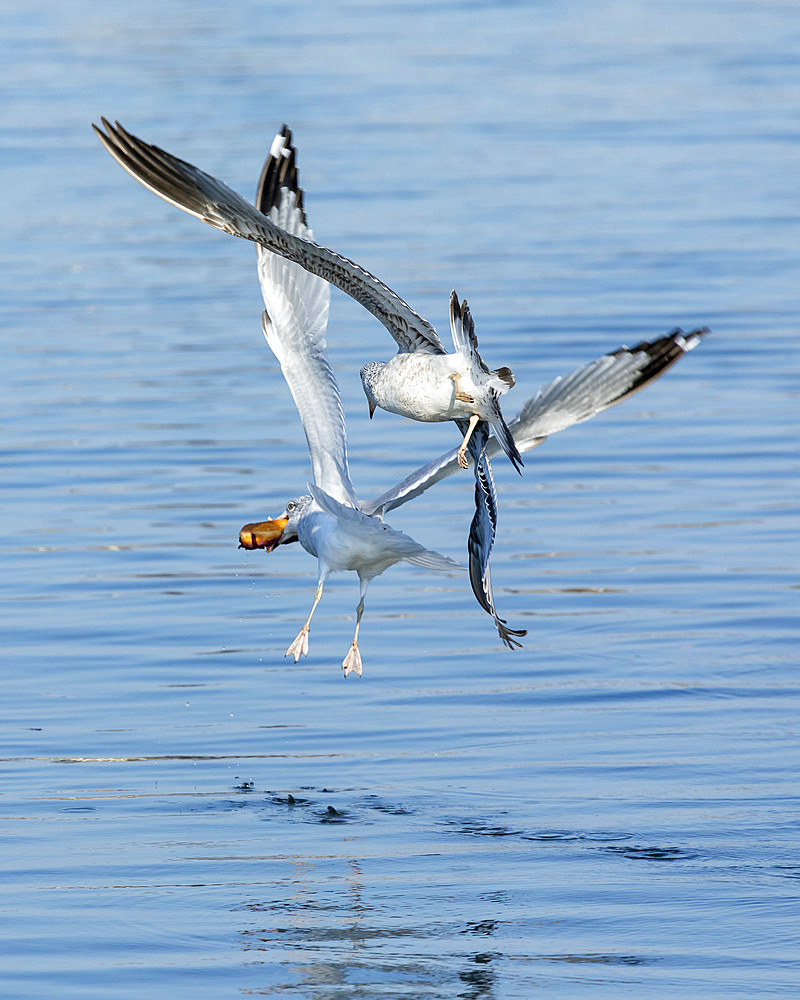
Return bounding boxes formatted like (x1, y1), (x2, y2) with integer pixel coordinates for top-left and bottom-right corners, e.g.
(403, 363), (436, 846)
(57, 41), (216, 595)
(255, 127), (356, 507)
(363, 327), (705, 646)
(461, 423), (526, 649)
(364, 327), (707, 515)
(93, 118), (446, 355)
(509, 327), (708, 451)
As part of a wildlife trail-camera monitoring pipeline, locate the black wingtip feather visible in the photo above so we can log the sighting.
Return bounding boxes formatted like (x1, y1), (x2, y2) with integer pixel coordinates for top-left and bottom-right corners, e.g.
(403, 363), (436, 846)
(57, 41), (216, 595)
(256, 124), (306, 223)
(493, 409), (525, 473)
(497, 621), (527, 649)
(463, 433), (527, 648)
(606, 326), (710, 404)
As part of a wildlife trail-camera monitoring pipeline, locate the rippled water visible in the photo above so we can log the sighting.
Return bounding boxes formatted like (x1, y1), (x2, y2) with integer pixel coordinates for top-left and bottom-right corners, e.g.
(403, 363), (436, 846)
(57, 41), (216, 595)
(2, 1), (799, 997)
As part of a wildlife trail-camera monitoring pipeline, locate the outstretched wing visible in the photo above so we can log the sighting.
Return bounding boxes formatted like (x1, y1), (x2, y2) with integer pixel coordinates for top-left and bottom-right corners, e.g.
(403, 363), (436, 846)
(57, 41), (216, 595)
(509, 328), (707, 451)
(363, 327), (705, 645)
(254, 127), (355, 506)
(364, 327), (707, 515)
(460, 422), (527, 649)
(93, 119), (445, 355)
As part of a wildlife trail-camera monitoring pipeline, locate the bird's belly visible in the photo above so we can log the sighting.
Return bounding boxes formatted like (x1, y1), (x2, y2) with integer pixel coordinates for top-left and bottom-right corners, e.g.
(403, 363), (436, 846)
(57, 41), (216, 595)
(299, 510), (400, 575)
(318, 528), (400, 575)
(371, 354), (476, 421)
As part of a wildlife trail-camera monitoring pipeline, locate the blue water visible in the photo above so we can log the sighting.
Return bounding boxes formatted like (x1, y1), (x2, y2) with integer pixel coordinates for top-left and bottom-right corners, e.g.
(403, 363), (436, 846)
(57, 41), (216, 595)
(2, 1), (799, 997)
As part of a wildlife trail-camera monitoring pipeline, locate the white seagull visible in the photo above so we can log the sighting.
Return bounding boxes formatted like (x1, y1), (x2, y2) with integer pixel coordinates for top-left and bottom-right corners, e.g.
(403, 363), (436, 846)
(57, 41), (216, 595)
(359, 292), (522, 474)
(229, 127), (461, 677)
(92, 118), (526, 645)
(93, 119), (707, 665)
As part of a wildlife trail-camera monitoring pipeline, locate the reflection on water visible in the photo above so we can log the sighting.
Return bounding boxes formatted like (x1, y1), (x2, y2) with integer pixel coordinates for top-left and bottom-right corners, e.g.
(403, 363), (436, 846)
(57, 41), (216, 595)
(4, 738), (800, 996)
(3, 0), (800, 997)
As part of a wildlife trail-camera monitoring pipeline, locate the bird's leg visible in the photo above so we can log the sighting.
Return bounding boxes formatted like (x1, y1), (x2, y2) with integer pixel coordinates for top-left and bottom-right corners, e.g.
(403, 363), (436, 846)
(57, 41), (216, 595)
(449, 372), (474, 404)
(286, 580), (324, 662)
(457, 413), (481, 469)
(342, 593), (366, 677)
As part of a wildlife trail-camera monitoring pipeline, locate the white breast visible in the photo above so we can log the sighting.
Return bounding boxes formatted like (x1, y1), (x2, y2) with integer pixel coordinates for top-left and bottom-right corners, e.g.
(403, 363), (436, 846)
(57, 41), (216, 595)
(369, 353), (478, 421)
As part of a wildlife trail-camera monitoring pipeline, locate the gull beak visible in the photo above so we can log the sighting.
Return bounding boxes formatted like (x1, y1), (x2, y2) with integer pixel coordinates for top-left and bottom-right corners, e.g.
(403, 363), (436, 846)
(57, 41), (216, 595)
(368, 398), (376, 419)
(239, 516), (289, 552)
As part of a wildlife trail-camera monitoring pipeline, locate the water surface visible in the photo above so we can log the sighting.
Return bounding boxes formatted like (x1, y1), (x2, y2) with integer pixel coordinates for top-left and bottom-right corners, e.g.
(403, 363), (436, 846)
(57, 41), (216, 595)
(2, 1), (799, 997)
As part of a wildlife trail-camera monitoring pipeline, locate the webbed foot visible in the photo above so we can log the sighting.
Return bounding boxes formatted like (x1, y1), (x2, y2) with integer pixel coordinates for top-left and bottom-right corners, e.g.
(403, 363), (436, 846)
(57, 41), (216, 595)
(286, 626), (309, 662)
(342, 642), (363, 677)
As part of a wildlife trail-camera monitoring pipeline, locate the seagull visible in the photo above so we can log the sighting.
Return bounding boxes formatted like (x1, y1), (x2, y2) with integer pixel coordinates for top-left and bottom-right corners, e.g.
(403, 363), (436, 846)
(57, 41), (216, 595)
(232, 127), (461, 676)
(93, 119), (707, 663)
(239, 485), (460, 677)
(92, 118), (526, 645)
(360, 291), (522, 473)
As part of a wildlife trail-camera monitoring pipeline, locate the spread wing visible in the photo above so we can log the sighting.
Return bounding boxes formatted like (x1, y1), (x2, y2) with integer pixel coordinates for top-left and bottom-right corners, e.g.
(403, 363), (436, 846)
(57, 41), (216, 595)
(363, 327), (705, 646)
(460, 422), (527, 649)
(364, 327), (707, 515)
(93, 119), (445, 355)
(509, 327), (708, 452)
(255, 127), (356, 506)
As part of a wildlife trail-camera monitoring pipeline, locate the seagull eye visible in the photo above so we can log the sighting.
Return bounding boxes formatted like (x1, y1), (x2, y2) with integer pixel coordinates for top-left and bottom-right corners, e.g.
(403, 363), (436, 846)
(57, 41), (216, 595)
(287, 502), (295, 512)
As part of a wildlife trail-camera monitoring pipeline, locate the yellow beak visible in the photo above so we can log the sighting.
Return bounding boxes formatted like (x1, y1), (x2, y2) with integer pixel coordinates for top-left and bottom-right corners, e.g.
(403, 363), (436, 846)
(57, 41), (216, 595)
(239, 516), (289, 552)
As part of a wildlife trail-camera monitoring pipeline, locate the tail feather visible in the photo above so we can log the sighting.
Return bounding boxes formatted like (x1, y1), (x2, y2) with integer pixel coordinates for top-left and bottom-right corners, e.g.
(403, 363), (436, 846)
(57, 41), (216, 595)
(491, 366), (515, 391)
(404, 548), (463, 573)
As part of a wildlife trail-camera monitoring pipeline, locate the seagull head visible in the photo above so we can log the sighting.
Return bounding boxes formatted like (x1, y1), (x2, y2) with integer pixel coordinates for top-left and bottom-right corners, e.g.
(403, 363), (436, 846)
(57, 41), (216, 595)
(359, 361), (385, 418)
(238, 494), (312, 551)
